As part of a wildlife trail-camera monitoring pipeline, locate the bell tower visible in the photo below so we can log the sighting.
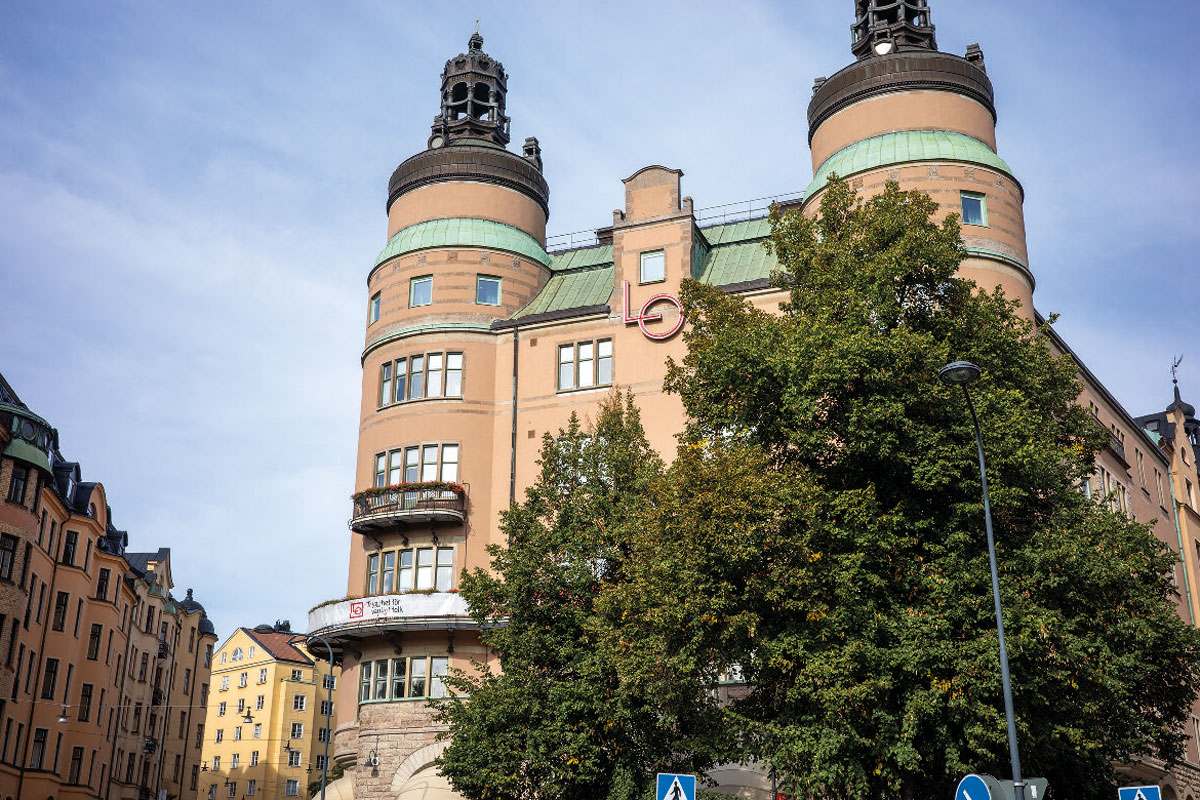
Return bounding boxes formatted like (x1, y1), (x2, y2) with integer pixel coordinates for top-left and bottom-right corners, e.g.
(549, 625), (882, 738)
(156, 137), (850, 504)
(428, 30), (511, 149)
(806, 0), (1034, 312)
(851, 0), (936, 59)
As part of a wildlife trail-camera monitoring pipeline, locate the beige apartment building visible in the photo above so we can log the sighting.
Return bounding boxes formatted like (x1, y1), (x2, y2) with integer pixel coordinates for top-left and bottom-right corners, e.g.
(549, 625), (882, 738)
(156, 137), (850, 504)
(196, 623), (338, 800)
(0, 372), (218, 800)
(304, 2), (1200, 799)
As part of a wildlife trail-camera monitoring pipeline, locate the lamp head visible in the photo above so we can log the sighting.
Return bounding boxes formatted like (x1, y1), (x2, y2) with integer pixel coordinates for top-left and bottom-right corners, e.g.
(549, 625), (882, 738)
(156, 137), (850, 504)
(939, 361), (981, 387)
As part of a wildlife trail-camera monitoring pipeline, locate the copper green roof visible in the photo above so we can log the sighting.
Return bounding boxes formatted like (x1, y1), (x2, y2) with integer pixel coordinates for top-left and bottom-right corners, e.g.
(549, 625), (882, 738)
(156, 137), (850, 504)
(516, 265), (614, 317)
(696, 241), (776, 286)
(698, 217), (772, 246)
(549, 244), (612, 271)
(3, 439), (50, 472)
(375, 218), (552, 269)
(805, 130), (1018, 199)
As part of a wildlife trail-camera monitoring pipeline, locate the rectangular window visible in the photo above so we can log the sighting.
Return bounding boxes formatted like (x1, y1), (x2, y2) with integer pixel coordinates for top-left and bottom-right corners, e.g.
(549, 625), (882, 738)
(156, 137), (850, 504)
(436, 547), (454, 591)
(256, 694), (264, 709)
(640, 250), (665, 283)
(291, 668), (303, 681)
(287, 750), (302, 768)
(251, 751), (259, 766)
(359, 661), (372, 702)
(239, 672), (248, 688)
(388, 450), (404, 485)
(393, 657), (407, 699)
(218, 701), (226, 716)
(374, 658), (389, 700)
(29, 727), (47, 769)
(6, 465), (28, 505)
(430, 656), (449, 698)
(558, 339), (613, 391)
(318, 727), (330, 743)
(215, 729), (223, 743)
(416, 548), (434, 590)
(367, 554), (379, 594)
(88, 623), (102, 659)
(52, 591), (69, 631)
(368, 292), (381, 324)
(404, 446), (419, 482)
(421, 444), (439, 481)
(183, 668), (191, 694)
(410, 657), (427, 698)
(234, 726), (242, 740)
(78, 683), (93, 721)
(476, 275), (502, 305)
(410, 276), (433, 307)
(397, 549), (414, 592)
(248, 779), (257, 795)
(410, 355), (425, 399)
(427, 353), (444, 398)
(381, 551), (395, 593)
(286, 779), (300, 796)
(96, 568), (110, 600)
(374, 453), (386, 488)
(259, 667), (267, 684)
(211, 754), (220, 770)
(960, 191), (987, 226)
(253, 723), (262, 739)
(368, 546), (454, 596)
(379, 362), (392, 407)
(323, 674), (336, 690)
(394, 357), (408, 402)
(320, 699), (333, 716)
(191, 764), (200, 791)
(61, 531), (78, 565)
(221, 676), (229, 691)
(0, 535), (17, 581)
(445, 353), (464, 397)
(290, 722), (304, 739)
(316, 754), (327, 771)
(293, 694), (306, 711)
(41, 658), (58, 699)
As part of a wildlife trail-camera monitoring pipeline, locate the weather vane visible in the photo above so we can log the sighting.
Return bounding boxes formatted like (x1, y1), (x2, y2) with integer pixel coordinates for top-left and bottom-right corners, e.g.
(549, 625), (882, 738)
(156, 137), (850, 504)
(1173, 355), (1184, 386)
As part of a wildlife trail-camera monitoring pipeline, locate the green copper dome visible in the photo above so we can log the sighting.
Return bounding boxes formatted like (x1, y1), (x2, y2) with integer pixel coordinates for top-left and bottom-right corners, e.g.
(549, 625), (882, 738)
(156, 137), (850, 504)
(374, 218), (553, 271)
(805, 130), (1019, 200)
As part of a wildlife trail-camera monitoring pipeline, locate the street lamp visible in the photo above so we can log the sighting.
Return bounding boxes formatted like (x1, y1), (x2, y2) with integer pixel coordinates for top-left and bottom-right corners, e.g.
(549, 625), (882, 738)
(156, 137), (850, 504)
(939, 360), (1025, 800)
(302, 632), (336, 800)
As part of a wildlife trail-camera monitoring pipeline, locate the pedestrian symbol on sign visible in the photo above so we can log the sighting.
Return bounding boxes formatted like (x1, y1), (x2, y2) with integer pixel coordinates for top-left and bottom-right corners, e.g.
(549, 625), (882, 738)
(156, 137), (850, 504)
(656, 773), (696, 800)
(1118, 787), (1161, 800)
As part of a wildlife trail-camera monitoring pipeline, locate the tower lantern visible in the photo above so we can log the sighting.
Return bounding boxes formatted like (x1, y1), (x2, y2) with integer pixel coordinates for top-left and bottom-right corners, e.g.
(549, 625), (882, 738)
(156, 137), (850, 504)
(851, 0), (937, 59)
(429, 30), (511, 149)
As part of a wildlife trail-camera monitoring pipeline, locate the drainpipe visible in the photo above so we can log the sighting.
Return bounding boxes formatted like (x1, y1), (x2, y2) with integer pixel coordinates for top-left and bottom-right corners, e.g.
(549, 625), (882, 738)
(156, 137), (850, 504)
(1164, 455), (1195, 626)
(509, 327), (520, 509)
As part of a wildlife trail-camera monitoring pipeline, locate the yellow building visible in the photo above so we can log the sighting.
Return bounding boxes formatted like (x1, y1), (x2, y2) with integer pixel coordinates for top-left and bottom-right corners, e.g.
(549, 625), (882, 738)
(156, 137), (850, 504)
(196, 623), (338, 800)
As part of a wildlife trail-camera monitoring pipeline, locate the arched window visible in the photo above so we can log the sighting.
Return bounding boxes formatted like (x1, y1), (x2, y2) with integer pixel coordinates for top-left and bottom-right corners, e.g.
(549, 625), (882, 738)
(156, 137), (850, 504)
(448, 82), (469, 120)
(471, 83), (491, 119)
(232, 647), (244, 662)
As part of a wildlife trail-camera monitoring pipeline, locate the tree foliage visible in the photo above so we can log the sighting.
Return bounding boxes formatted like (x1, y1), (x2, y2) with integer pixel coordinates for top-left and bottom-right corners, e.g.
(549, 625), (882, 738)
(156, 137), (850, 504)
(603, 178), (1200, 799)
(436, 392), (726, 800)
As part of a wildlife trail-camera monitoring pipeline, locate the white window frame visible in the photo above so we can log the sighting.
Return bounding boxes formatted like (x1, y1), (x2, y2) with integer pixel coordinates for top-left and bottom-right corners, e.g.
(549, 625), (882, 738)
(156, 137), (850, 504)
(558, 339), (613, 392)
(475, 275), (502, 306)
(639, 250), (665, 284)
(409, 276), (433, 307)
(960, 191), (987, 226)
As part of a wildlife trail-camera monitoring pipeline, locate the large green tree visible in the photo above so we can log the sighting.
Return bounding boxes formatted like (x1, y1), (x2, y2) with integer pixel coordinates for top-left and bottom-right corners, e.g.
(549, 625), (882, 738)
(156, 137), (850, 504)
(604, 178), (1200, 799)
(436, 392), (726, 800)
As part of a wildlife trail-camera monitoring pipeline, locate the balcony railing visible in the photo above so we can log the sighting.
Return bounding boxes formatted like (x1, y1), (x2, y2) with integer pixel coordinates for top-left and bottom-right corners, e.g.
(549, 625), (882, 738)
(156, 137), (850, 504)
(350, 488), (467, 532)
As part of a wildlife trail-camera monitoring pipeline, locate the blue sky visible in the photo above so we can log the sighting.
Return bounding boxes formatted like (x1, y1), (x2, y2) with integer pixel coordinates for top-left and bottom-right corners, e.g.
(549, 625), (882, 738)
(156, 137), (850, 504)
(1, 1), (1196, 637)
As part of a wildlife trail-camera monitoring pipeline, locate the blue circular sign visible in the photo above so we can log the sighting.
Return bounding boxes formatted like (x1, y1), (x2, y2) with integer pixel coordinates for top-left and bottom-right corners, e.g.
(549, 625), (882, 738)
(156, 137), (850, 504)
(957, 775), (992, 800)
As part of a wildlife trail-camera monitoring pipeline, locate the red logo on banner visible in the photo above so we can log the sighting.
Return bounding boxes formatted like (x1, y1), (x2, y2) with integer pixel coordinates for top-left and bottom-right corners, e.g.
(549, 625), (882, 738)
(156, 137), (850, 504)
(349, 602), (364, 619)
(622, 281), (684, 340)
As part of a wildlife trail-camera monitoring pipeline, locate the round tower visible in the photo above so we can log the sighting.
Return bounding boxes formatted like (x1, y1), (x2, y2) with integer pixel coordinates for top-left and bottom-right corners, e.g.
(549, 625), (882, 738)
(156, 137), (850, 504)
(308, 31), (554, 800)
(804, 0), (1034, 311)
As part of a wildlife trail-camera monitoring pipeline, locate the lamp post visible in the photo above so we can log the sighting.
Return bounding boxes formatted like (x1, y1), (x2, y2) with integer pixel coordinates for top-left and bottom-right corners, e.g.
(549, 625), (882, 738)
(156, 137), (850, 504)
(306, 632), (335, 800)
(939, 361), (1024, 800)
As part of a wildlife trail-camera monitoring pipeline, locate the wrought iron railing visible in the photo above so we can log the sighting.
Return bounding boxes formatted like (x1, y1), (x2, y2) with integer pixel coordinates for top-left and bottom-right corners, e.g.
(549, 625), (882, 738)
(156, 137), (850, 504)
(351, 489), (467, 525)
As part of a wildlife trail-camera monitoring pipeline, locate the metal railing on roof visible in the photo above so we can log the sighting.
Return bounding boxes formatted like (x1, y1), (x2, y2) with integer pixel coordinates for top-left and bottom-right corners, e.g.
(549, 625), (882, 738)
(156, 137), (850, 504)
(544, 190), (805, 253)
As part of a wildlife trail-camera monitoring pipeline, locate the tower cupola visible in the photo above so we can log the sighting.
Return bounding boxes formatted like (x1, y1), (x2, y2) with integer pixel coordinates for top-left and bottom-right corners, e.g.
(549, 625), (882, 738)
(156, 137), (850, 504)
(429, 30), (511, 150)
(851, 0), (936, 59)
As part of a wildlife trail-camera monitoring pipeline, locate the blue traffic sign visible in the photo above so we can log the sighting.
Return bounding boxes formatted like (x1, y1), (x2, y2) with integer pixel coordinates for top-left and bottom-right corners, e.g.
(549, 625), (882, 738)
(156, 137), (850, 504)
(1119, 787), (1161, 800)
(657, 773), (696, 800)
(957, 775), (993, 800)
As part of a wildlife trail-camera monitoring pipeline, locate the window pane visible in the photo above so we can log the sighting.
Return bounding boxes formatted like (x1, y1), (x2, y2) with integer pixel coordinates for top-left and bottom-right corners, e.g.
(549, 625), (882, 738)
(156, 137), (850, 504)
(640, 251), (665, 283)
(367, 555), (379, 595)
(379, 364), (391, 407)
(416, 549), (433, 590)
(558, 345), (575, 390)
(409, 356), (425, 399)
(430, 657), (449, 698)
(436, 548), (453, 591)
(421, 446), (439, 482)
(392, 659), (406, 698)
(476, 276), (501, 305)
(369, 293), (381, 323)
(388, 451), (403, 486)
(410, 658), (427, 697)
(578, 342), (595, 388)
(598, 339), (613, 384)
(961, 194), (985, 226)
(441, 445), (459, 481)
(404, 448), (419, 483)
(381, 552), (395, 594)
(394, 359), (407, 402)
(359, 662), (371, 702)
(445, 354), (463, 397)
(373, 660), (388, 699)
(398, 550), (414, 591)
(374, 455), (386, 488)
(410, 277), (432, 307)
(427, 353), (444, 398)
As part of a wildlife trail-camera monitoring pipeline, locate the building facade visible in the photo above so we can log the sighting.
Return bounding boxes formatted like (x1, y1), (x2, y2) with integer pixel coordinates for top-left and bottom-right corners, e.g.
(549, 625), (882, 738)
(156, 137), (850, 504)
(306, 3), (1200, 799)
(0, 372), (218, 800)
(195, 623), (339, 800)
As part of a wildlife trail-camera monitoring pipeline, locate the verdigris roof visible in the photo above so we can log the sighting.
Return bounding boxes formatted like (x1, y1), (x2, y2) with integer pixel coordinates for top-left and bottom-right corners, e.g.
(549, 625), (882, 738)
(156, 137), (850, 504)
(806, 130), (1019, 199)
(375, 218), (553, 270)
(513, 218), (778, 319)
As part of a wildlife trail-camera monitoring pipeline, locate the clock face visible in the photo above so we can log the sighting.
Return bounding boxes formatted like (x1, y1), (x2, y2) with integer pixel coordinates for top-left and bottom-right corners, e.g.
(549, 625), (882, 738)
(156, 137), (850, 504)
(430, 136), (444, 149)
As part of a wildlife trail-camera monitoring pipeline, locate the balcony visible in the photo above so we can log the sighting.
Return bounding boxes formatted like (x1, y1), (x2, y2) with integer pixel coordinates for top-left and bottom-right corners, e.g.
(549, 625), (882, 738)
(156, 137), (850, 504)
(350, 486), (467, 533)
(156, 640), (169, 659)
(306, 593), (475, 661)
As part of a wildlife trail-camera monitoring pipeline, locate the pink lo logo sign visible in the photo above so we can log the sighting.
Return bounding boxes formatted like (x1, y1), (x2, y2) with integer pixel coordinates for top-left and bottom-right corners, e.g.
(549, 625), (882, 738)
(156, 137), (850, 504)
(622, 281), (684, 340)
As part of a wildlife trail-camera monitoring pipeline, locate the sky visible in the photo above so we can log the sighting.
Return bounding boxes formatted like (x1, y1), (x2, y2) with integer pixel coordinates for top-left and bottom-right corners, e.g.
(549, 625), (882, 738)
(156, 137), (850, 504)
(1, 1), (1196, 639)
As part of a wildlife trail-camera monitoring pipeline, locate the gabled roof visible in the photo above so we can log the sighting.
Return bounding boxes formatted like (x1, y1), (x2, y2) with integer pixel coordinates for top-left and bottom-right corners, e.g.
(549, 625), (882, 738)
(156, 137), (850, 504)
(243, 628), (313, 665)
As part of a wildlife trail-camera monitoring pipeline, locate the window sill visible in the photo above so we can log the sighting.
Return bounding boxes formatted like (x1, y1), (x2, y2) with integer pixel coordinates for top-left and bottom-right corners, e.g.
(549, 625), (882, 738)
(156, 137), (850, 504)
(377, 395), (464, 411)
(638, 278), (666, 287)
(556, 383), (613, 396)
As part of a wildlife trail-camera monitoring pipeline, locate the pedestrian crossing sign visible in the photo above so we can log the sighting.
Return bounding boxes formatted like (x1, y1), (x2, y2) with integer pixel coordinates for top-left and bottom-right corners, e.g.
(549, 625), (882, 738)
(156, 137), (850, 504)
(1118, 787), (1161, 800)
(657, 773), (696, 800)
